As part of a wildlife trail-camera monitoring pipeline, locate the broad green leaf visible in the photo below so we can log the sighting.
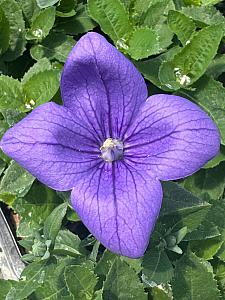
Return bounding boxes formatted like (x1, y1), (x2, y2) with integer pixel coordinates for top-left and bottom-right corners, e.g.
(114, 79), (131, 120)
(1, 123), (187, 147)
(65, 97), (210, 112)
(190, 237), (223, 260)
(55, 4), (96, 35)
(135, 46), (180, 90)
(183, 162), (225, 201)
(43, 202), (68, 246)
(141, 0), (175, 27)
(13, 181), (62, 229)
(206, 54), (225, 79)
(5, 259), (54, 300)
(0, 161), (35, 205)
(22, 58), (60, 109)
(0, 75), (24, 111)
(182, 5), (225, 28)
(154, 23), (173, 51)
(159, 25), (223, 90)
(142, 249), (174, 285)
(0, 0), (26, 61)
(179, 76), (225, 145)
(88, 0), (132, 44)
(64, 265), (98, 299)
(128, 27), (159, 60)
(26, 7), (56, 40)
(185, 221), (221, 241)
(18, 0), (40, 25)
(54, 229), (86, 257)
(185, 199), (225, 241)
(34, 257), (81, 299)
(172, 252), (220, 300)
(214, 260), (225, 298)
(36, 0), (59, 8)
(151, 284), (173, 300)
(204, 146), (225, 169)
(0, 5), (9, 55)
(95, 250), (116, 288)
(56, 0), (77, 17)
(30, 32), (75, 62)
(0, 280), (17, 299)
(161, 181), (208, 216)
(103, 258), (147, 299)
(1, 109), (26, 127)
(168, 10), (196, 46)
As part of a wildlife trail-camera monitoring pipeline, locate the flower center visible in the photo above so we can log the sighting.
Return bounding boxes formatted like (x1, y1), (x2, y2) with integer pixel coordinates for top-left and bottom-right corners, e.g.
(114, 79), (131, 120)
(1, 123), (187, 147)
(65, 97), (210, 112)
(100, 138), (123, 162)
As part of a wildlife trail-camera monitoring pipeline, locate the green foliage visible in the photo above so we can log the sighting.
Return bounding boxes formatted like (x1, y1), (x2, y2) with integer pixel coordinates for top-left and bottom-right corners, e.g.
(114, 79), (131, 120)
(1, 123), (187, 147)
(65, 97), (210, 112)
(172, 251), (220, 299)
(0, 0), (26, 61)
(159, 25), (223, 90)
(30, 31), (75, 62)
(43, 202), (68, 246)
(168, 10), (196, 45)
(103, 258), (147, 299)
(0, 160), (35, 205)
(0, 5), (9, 55)
(26, 7), (56, 41)
(142, 249), (174, 285)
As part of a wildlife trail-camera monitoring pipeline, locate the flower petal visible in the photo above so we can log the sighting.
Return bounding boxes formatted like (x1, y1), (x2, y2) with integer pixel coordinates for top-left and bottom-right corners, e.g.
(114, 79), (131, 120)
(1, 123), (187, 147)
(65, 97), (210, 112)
(125, 94), (220, 180)
(71, 162), (162, 258)
(61, 32), (147, 141)
(0, 102), (101, 191)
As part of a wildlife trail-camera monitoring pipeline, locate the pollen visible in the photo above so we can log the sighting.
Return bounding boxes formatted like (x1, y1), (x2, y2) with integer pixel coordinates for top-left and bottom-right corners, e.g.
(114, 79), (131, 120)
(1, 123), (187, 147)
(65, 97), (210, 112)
(100, 138), (124, 162)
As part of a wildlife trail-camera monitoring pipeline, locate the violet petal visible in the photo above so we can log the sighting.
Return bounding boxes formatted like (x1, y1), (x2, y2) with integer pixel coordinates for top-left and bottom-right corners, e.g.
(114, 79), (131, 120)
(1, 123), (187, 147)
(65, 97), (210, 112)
(61, 32), (147, 140)
(0, 102), (101, 191)
(125, 94), (220, 180)
(71, 162), (162, 258)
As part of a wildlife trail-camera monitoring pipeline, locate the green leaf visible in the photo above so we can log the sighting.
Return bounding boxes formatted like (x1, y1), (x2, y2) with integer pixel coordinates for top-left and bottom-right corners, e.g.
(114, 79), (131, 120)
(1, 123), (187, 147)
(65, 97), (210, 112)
(36, 0), (59, 9)
(128, 27), (159, 60)
(26, 7), (56, 40)
(56, 0), (77, 17)
(88, 0), (132, 44)
(142, 249), (174, 285)
(206, 54), (225, 79)
(0, 158), (6, 176)
(13, 181), (62, 230)
(214, 260), (225, 298)
(0, 5), (9, 55)
(56, 4), (96, 35)
(64, 265), (98, 299)
(103, 258), (147, 299)
(135, 46), (180, 90)
(168, 10), (196, 46)
(0, 280), (17, 299)
(30, 31), (75, 62)
(54, 229), (86, 257)
(182, 162), (225, 201)
(6, 259), (53, 300)
(151, 284), (173, 300)
(182, 5), (225, 28)
(22, 58), (60, 109)
(190, 237), (223, 260)
(204, 146), (225, 169)
(95, 250), (116, 288)
(186, 199), (225, 242)
(159, 25), (223, 90)
(33, 257), (82, 299)
(18, 0), (40, 25)
(161, 181), (208, 216)
(43, 202), (68, 246)
(0, 0), (26, 61)
(141, 0), (175, 27)
(0, 161), (35, 205)
(0, 75), (24, 111)
(172, 252), (220, 300)
(179, 76), (225, 145)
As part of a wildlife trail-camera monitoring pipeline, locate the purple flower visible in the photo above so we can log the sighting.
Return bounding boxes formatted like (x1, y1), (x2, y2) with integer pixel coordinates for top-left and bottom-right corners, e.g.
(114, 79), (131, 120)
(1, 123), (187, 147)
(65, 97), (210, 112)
(0, 33), (220, 258)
